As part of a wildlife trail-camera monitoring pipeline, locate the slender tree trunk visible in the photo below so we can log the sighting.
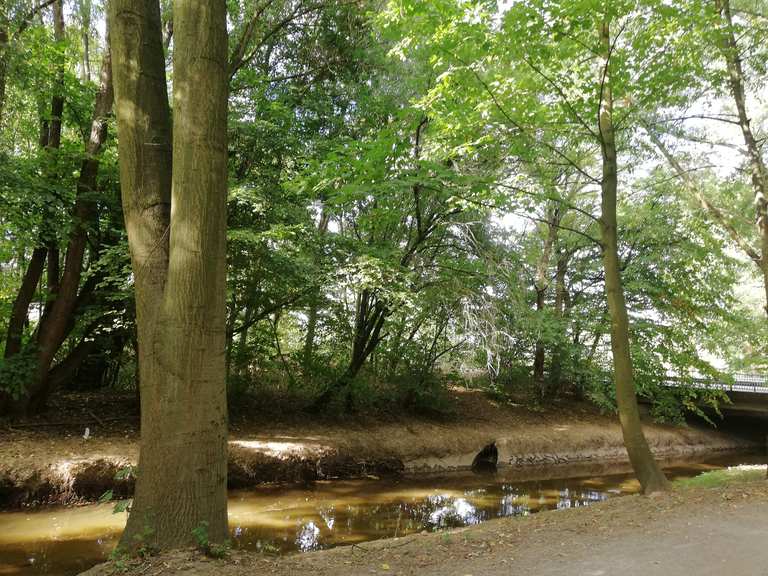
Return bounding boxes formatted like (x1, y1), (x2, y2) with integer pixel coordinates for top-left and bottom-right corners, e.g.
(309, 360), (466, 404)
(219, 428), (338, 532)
(233, 309), (252, 376)
(716, 0), (768, 320)
(597, 19), (668, 494)
(532, 204), (559, 400)
(4, 248), (46, 358)
(79, 0), (92, 83)
(346, 291), (387, 380)
(111, 0), (229, 551)
(47, 0), (65, 149)
(313, 290), (386, 408)
(0, 13), (8, 128)
(303, 209), (329, 368)
(17, 44), (114, 412)
(1, 2), (67, 414)
(532, 288), (546, 391)
(548, 248), (569, 393)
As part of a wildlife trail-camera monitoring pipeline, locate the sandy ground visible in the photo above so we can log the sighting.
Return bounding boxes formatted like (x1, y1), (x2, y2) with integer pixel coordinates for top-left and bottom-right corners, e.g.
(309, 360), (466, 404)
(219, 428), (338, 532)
(0, 388), (760, 506)
(80, 480), (768, 576)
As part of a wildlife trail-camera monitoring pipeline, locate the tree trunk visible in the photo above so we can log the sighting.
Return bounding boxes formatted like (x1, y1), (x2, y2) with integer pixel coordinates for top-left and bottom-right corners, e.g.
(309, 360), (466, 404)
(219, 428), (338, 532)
(716, 0), (768, 320)
(230, 304), (253, 377)
(313, 290), (386, 408)
(597, 19), (668, 494)
(16, 43), (114, 413)
(0, 13), (8, 128)
(1, 2), (68, 414)
(47, 0), (65, 150)
(532, 288), (546, 393)
(79, 0), (92, 83)
(532, 204), (560, 400)
(303, 209), (330, 368)
(110, 0), (229, 551)
(548, 248), (569, 394)
(4, 248), (46, 358)
(346, 290), (387, 380)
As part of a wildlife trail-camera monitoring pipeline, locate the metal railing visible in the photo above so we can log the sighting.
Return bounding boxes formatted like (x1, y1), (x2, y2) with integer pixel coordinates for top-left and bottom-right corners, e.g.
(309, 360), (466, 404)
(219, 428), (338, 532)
(663, 373), (768, 394)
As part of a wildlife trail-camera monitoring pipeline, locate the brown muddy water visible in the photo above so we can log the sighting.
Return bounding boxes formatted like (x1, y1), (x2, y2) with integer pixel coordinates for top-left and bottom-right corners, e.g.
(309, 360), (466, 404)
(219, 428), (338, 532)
(0, 452), (763, 576)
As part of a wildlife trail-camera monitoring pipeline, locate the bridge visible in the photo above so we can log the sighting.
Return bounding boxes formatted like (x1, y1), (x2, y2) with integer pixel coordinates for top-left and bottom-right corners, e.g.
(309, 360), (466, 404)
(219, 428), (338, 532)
(662, 373), (768, 416)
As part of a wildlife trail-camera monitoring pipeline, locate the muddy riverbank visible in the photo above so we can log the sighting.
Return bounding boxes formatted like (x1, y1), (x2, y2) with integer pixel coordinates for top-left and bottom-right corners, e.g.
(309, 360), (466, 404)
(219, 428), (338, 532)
(0, 388), (760, 507)
(2, 452), (763, 576)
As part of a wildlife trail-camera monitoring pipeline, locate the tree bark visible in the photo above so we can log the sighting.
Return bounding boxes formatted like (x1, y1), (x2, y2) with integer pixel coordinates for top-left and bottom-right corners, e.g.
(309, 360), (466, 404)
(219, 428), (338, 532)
(4, 248), (46, 358)
(548, 247), (570, 394)
(715, 0), (768, 320)
(111, 0), (229, 551)
(597, 19), (668, 494)
(532, 204), (560, 399)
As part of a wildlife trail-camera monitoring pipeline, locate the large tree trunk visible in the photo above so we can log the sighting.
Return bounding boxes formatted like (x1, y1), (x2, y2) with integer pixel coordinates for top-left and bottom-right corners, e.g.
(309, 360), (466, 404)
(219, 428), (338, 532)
(597, 19), (668, 494)
(110, 0), (229, 551)
(716, 0), (768, 320)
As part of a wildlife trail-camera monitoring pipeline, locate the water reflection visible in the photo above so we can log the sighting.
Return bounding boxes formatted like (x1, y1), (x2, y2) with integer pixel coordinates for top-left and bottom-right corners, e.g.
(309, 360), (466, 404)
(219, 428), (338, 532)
(0, 452), (764, 576)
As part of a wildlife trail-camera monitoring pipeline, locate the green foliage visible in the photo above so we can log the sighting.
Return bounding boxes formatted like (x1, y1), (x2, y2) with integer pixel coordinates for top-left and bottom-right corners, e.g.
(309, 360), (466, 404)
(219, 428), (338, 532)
(0, 350), (36, 399)
(1, 0), (766, 428)
(112, 500), (132, 514)
(675, 466), (766, 489)
(114, 465), (136, 481)
(191, 521), (230, 559)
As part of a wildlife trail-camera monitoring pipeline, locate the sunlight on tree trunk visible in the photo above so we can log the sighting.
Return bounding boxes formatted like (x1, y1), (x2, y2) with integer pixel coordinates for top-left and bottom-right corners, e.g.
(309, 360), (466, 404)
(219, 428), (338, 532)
(110, 0), (229, 551)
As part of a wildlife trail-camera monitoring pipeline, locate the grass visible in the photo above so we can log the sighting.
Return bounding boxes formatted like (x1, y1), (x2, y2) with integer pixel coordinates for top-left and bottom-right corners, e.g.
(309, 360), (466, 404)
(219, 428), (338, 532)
(674, 465), (766, 489)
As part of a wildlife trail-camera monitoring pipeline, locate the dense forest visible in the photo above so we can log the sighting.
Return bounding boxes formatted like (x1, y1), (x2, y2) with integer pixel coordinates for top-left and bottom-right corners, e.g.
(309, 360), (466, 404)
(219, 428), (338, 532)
(1, 0), (767, 555)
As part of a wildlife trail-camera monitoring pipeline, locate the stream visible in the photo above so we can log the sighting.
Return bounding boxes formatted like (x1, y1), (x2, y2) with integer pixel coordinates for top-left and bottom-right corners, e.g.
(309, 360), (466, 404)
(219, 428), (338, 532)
(0, 451), (763, 576)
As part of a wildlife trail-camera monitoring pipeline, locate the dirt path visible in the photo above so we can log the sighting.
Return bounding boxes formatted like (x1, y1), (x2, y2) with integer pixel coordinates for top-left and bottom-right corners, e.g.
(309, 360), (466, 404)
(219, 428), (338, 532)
(81, 480), (768, 576)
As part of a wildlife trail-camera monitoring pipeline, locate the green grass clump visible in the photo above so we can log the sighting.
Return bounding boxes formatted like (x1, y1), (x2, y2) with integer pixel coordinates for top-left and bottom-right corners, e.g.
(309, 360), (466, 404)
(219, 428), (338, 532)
(675, 466), (766, 489)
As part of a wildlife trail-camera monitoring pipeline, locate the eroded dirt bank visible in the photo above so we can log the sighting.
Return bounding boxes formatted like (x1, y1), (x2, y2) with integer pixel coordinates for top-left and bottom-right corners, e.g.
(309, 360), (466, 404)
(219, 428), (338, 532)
(78, 479), (768, 576)
(0, 388), (759, 507)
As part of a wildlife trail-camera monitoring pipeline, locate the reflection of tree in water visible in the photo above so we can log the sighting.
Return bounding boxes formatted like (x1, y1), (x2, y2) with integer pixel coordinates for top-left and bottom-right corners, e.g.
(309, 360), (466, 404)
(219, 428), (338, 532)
(499, 493), (531, 517)
(556, 488), (608, 510)
(230, 477), (626, 554)
(427, 497), (486, 528)
(319, 506), (335, 530)
(295, 521), (321, 552)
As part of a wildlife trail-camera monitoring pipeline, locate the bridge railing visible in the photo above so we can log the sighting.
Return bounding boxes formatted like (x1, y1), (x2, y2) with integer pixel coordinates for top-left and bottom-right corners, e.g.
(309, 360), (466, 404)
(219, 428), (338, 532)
(664, 373), (768, 394)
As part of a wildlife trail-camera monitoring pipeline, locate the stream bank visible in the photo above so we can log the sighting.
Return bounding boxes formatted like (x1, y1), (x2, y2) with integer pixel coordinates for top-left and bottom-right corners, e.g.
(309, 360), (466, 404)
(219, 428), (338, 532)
(0, 388), (760, 507)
